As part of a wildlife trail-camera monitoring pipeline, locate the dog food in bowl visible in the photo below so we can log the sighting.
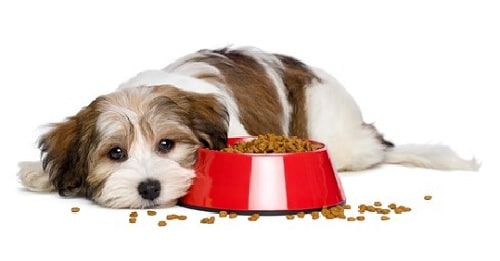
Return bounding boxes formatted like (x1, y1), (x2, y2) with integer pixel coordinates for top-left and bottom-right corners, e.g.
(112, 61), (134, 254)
(222, 134), (323, 153)
(179, 135), (345, 214)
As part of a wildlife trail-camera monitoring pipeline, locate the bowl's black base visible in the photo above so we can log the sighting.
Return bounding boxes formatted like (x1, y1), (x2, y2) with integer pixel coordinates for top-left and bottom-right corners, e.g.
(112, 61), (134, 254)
(177, 201), (347, 216)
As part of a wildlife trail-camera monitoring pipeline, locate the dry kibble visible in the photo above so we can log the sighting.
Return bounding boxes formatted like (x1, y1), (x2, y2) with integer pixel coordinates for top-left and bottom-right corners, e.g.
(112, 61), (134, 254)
(200, 216), (215, 224)
(219, 211), (228, 218)
(248, 213), (260, 221)
(221, 134), (323, 153)
(166, 214), (178, 220)
(71, 207), (80, 213)
(424, 195), (433, 200)
(123, 200), (417, 226)
(366, 206), (376, 212)
(376, 208), (391, 215)
(400, 206), (412, 212)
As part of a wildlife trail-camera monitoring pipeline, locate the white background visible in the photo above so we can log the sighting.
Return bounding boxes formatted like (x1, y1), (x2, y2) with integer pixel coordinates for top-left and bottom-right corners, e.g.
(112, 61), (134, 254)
(1, 0), (498, 260)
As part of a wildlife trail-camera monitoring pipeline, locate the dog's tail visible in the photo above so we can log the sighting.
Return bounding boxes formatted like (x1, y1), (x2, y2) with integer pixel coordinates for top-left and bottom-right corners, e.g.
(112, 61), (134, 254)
(383, 144), (480, 171)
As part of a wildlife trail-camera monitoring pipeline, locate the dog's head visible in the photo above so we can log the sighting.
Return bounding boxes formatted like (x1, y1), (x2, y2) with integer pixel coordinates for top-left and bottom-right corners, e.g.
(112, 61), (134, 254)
(39, 85), (228, 208)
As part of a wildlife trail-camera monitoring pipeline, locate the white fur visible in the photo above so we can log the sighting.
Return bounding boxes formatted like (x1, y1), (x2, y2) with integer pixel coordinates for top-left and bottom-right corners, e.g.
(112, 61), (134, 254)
(17, 46), (480, 210)
(93, 135), (195, 208)
(383, 144), (480, 171)
(93, 92), (197, 208)
(17, 161), (54, 192)
(119, 49), (480, 172)
(305, 68), (384, 171)
(119, 70), (248, 136)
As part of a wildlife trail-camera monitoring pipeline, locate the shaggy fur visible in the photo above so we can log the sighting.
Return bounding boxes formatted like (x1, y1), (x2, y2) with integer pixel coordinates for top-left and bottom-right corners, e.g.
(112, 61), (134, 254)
(17, 46), (480, 209)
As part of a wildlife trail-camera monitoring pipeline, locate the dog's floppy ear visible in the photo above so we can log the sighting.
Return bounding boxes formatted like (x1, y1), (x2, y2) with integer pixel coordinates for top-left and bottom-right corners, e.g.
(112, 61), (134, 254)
(39, 99), (102, 197)
(184, 94), (229, 150)
(151, 85), (229, 150)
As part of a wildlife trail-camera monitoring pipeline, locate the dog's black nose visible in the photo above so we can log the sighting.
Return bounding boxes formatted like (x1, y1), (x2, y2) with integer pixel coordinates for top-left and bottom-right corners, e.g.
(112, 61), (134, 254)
(138, 179), (161, 200)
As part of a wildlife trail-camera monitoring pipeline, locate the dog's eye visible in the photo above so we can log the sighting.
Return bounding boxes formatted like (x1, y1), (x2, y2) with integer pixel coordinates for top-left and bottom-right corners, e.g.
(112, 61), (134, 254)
(158, 139), (175, 153)
(108, 147), (128, 162)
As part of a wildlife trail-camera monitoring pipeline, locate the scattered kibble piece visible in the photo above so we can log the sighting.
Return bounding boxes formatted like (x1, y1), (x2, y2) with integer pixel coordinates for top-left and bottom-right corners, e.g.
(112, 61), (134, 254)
(200, 217), (216, 224)
(424, 195), (433, 200)
(117, 200), (421, 226)
(376, 208), (391, 215)
(219, 211), (228, 218)
(200, 216), (216, 224)
(71, 207), (80, 213)
(248, 213), (260, 221)
(166, 214), (178, 220)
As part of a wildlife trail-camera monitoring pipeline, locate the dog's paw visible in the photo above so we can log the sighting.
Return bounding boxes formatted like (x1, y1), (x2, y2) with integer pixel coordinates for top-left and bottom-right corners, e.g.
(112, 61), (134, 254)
(17, 161), (54, 192)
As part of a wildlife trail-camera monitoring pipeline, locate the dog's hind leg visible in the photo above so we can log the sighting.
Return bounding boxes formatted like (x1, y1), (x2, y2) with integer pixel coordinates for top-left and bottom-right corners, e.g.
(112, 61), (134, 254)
(305, 68), (390, 172)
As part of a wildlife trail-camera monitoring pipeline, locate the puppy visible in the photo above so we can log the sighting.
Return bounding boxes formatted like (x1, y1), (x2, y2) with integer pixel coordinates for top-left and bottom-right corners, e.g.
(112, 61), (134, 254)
(17, 46), (479, 208)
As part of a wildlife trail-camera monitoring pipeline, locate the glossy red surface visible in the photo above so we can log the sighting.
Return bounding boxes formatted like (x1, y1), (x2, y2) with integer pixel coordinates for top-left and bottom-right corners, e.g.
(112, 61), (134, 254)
(179, 137), (346, 213)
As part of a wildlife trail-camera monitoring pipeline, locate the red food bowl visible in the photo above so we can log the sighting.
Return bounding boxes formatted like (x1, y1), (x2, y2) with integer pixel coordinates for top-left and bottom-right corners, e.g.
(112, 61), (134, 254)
(178, 136), (345, 214)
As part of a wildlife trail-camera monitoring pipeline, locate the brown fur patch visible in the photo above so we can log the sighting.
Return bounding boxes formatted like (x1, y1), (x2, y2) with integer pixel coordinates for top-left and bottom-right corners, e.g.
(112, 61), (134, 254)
(274, 54), (320, 138)
(39, 97), (103, 197)
(189, 48), (285, 135)
(150, 85), (229, 150)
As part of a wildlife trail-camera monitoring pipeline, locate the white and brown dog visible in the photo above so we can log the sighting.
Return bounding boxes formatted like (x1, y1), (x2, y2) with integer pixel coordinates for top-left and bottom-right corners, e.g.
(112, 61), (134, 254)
(17, 46), (479, 208)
